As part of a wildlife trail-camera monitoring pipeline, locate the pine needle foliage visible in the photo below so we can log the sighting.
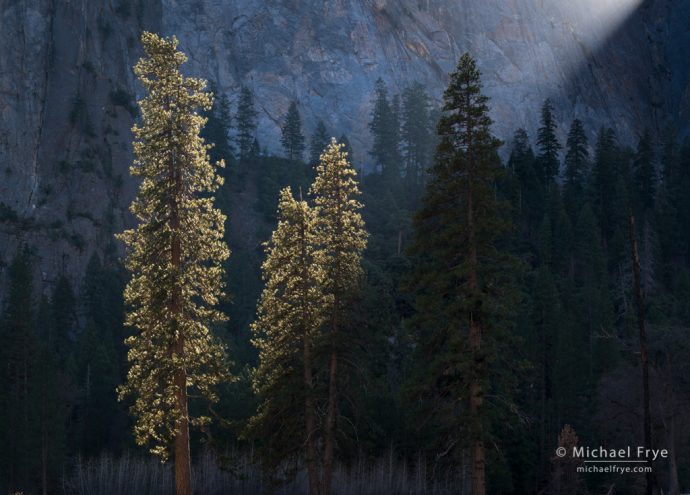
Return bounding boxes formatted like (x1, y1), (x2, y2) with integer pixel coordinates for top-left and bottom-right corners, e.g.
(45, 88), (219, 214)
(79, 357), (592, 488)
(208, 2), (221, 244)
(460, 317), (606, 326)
(249, 140), (367, 494)
(249, 187), (327, 473)
(312, 139), (368, 301)
(311, 138), (368, 495)
(117, 32), (231, 461)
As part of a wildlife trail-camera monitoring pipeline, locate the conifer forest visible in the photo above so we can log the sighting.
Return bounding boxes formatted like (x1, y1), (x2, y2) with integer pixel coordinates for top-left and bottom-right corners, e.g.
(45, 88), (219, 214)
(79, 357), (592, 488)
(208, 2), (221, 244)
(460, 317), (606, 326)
(1, 2), (690, 494)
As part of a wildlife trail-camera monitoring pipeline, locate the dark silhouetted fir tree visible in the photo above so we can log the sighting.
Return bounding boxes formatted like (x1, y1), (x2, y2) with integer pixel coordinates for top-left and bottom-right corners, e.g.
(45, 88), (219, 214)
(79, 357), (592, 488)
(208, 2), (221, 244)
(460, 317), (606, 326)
(281, 101), (306, 162)
(236, 86), (258, 162)
(369, 78), (401, 178)
(507, 128), (543, 241)
(564, 119), (589, 220)
(406, 53), (519, 495)
(401, 82), (433, 187)
(0, 250), (40, 494)
(537, 99), (562, 184)
(309, 119), (330, 165)
(202, 84), (234, 167)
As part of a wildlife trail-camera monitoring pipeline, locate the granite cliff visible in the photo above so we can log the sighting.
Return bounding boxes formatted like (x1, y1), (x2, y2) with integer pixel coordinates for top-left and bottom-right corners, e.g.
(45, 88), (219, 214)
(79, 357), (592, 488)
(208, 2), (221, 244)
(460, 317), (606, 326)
(0, 0), (687, 295)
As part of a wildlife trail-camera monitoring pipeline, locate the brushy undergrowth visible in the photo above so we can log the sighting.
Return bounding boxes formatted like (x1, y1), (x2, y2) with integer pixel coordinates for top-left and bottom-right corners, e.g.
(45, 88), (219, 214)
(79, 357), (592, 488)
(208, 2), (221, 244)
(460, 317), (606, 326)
(62, 450), (467, 495)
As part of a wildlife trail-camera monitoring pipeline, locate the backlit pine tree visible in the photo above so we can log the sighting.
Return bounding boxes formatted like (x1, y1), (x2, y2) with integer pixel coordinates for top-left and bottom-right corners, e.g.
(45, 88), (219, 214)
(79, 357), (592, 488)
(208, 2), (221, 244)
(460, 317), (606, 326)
(250, 187), (327, 495)
(311, 139), (367, 495)
(117, 32), (230, 495)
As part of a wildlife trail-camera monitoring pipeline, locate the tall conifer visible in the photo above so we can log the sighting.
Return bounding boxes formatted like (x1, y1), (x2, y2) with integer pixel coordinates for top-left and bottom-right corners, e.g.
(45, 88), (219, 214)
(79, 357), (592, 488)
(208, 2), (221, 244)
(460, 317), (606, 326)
(407, 54), (517, 495)
(250, 188), (326, 494)
(401, 82), (433, 186)
(311, 139), (367, 495)
(369, 79), (401, 178)
(537, 99), (562, 184)
(508, 128), (542, 238)
(236, 86), (258, 162)
(117, 32), (230, 495)
(310, 120), (330, 165)
(564, 119), (589, 219)
(201, 85), (234, 166)
(281, 101), (306, 162)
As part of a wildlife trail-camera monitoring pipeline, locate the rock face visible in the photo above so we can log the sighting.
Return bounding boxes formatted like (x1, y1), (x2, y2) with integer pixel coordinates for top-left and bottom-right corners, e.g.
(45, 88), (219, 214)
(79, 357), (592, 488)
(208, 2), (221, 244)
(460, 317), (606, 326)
(162, 0), (688, 153)
(0, 0), (160, 298)
(0, 0), (687, 296)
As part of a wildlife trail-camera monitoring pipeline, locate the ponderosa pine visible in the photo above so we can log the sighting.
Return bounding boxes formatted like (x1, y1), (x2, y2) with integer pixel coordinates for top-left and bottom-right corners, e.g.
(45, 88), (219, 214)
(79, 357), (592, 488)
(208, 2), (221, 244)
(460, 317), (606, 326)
(250, 187), (327, 495)
(311, 139), (367, 495)
(117, 32), (230, 495)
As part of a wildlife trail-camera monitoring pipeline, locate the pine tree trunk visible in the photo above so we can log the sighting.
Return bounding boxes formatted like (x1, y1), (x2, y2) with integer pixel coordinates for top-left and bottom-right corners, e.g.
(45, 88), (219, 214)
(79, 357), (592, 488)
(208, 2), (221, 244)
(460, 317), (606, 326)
(467, 159), (485, 495)
(171, 148), (192, 495)
(301, 216), (321, 495)
(629, 213), (657, 495)
(323, 179), (346, 495)
(22, 351), (29, 491)
(465, 113), (486, 495)
(322, 318), (338, 495)
(174, 361), (192, 495)
(469, 318), (485, 495)
(469, 400), (485, 495)
(172, 254), (192, 495)
(304, 337), (320, 495)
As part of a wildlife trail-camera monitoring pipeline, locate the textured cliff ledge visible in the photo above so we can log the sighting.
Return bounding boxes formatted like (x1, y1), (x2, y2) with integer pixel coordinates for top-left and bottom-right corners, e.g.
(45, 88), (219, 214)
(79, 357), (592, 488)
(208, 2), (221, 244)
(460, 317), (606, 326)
(0, 0), (687, 297)
(0, 0), (161, 298)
